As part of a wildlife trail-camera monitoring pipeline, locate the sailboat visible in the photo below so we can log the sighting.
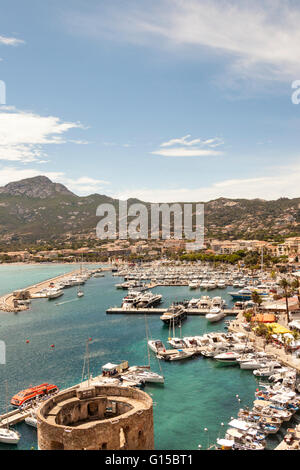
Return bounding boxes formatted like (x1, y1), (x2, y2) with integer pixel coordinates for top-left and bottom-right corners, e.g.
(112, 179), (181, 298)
(77, 286), (84, 298)
(139, 316), (165, 384)
(0, 382), (20, 445)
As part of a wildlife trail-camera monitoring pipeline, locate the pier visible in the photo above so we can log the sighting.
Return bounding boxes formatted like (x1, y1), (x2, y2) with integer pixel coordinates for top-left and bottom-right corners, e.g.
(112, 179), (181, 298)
(0, 268), (82, 313)
(106, 307), (239, 316)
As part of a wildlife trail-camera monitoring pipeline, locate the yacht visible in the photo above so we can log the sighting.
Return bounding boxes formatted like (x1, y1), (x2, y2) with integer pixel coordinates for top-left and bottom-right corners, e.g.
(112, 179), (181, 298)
(48, 289), (64, 300)
(199, 296), (212, 309)
(205, 308), (225, 323)
(135, 292), (162, 308)
(160, 304), (186, 326)
(121, 291), (142, 310)
(229, 288), (253, 301)
(189, 280), (199, 290)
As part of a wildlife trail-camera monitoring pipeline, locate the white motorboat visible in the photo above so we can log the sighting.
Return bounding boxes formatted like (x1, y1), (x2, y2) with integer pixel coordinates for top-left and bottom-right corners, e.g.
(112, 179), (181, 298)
(127, 367), (164, 384)
(148, 340), (166, 354)
(205, 308), (225, 323)
(167, 337), (187, 349)
(214, 351), (240, 365)
(0, 427), (20, 445)
(161, 349), (194, 361)
(189, 280), (199, 289)
(48, 289), (64, 300)
(253, 363), (282, 377)
(25, 415), (37, 428)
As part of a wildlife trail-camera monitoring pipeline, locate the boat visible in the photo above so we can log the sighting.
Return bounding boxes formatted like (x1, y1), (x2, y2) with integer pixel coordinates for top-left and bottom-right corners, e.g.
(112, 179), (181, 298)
(160, 304), (186, 326)
(135, 292), (162, 308)
(125, 366), (164, 384)
(214, 351), (240, 365)
(205, 307), (225, 323)
(48, 289), (64, 300)
(229, 288), (253, 301)
(148, 340), (166, 354)
(77, 286), (84, 298)
(0, 427), (20, 445)
(25, 414), (37, 428)
(168, 337), (187, 349)
(159, 349), (194, 361)
(189, 280), (199, 289)
(11, 383), (59, 407)
(1, 382), (21, 445)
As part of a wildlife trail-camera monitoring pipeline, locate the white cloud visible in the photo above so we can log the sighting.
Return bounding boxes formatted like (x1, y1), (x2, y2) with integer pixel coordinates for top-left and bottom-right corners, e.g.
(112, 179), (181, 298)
(66, 0), (300, 81)
(151, 147), (222, 157)
(61, 176), (110, 195)
(0, 35), (24, 46)
(114, 161), (300, 202)
(0, 108), (83, 162)
(152, 135), (224, 157)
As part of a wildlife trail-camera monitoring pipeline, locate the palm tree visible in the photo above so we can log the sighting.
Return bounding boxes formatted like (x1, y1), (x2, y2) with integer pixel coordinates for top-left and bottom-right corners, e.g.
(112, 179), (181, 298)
(279, 278), (291, 325)
(251, 291), (262, 312)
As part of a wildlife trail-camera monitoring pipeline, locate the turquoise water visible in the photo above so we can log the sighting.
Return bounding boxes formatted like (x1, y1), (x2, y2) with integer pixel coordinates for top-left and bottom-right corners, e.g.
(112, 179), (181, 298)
(0, 266), (295, 450)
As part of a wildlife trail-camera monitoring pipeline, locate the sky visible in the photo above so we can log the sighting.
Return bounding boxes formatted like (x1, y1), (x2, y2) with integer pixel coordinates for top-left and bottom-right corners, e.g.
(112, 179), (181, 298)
(1, 0), (300, 202)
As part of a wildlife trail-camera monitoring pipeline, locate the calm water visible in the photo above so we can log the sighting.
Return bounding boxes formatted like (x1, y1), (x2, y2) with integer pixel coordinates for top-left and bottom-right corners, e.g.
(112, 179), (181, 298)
(0, 266), (293, 450)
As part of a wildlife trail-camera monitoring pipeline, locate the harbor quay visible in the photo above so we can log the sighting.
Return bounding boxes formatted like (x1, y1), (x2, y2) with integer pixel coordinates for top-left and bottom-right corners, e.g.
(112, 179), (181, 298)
(0, 269), (82, 313)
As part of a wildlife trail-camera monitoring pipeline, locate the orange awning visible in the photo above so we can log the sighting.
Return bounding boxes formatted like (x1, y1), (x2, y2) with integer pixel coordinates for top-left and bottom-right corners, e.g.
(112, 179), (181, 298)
(251, 314), (276, 323)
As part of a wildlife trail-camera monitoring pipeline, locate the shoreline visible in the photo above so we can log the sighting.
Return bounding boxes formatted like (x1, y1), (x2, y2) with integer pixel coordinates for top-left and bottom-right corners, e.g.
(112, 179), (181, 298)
(0, 268), (83, 313)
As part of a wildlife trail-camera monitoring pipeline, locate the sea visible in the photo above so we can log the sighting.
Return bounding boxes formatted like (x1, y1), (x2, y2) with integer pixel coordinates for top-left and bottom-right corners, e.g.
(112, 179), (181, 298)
(0, 264), (297, 450)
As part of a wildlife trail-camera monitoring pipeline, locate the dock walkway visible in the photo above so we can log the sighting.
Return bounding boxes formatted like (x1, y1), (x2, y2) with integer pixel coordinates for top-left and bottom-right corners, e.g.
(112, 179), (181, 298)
(106, 307), (239, 316)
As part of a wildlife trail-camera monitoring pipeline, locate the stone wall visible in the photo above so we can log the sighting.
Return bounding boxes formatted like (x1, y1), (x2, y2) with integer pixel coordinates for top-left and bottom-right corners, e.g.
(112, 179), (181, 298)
(37, 385), (154, 450)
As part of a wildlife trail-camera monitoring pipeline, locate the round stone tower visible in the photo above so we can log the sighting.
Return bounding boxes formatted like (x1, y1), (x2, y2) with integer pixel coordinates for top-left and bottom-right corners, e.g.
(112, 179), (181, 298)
(37, 385), (154, 450)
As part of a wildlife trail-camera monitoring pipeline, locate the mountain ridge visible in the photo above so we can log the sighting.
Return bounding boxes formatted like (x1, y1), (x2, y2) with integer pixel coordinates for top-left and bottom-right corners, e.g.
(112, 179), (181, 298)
(0, 176), (300, 246)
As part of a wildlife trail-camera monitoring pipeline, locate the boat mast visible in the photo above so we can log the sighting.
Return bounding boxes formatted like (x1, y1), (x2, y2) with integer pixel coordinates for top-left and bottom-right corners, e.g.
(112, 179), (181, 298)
(87, 340), (90, 387)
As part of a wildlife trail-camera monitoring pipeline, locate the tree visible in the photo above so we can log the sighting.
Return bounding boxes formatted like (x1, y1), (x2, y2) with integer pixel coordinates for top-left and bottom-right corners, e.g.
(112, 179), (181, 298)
(279, 278), (291, 324)
(251, 291), (262, 312)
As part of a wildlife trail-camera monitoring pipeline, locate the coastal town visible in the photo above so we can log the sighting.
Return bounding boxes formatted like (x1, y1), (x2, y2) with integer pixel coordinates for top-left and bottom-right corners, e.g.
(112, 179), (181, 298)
(2, 0), (300, 458)
(1, 252), (300, 450)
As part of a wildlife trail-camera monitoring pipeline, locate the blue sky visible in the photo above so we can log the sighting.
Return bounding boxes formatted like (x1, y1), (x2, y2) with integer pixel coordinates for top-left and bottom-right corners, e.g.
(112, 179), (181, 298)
(1, 0), (300, 201)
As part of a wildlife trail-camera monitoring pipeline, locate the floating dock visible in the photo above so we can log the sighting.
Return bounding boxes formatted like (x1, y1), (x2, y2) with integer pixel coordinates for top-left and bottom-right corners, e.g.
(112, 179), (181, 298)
(106, 307), (239, 316)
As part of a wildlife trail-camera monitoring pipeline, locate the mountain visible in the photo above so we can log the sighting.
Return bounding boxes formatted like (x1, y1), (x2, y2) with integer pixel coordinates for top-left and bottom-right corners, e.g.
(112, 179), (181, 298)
(0, 176), (74, 199)
(0, 176), (300, 246)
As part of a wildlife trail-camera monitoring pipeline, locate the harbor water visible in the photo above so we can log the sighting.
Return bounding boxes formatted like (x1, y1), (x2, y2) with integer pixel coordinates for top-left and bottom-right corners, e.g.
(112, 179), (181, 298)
(0, 265), (296, 450)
